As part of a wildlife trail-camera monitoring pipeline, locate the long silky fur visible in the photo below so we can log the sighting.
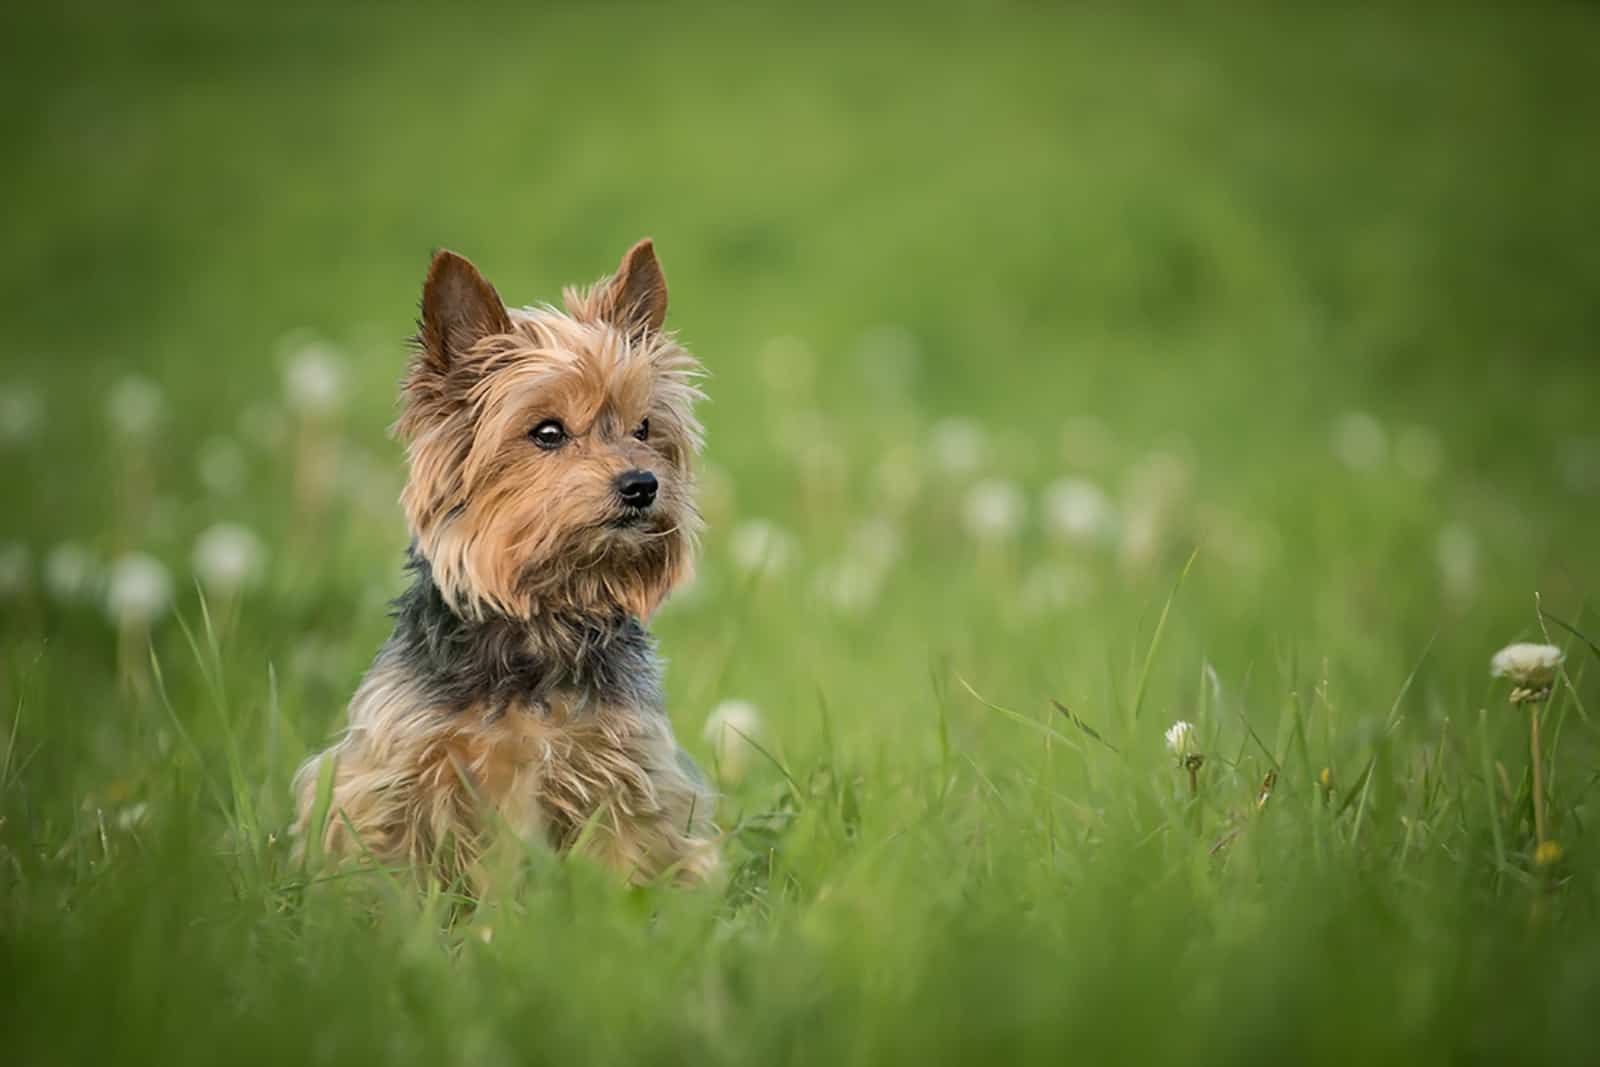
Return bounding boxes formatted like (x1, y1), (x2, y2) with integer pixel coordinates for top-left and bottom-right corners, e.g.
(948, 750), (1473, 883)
(292, 242), (719, 891)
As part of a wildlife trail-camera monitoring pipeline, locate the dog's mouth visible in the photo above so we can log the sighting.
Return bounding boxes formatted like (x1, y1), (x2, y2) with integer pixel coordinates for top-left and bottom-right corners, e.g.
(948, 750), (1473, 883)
(607, 507), (653, 531)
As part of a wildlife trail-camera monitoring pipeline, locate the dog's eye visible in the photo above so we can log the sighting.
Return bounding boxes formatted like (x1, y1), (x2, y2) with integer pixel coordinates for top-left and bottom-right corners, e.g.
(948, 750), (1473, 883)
(633, 418), (650, 442)
(530, 419), (567, 450)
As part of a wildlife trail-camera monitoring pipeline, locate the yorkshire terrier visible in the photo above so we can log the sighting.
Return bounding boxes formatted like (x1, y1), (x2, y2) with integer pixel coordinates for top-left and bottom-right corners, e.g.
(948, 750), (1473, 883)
(293, 239), (719, 889)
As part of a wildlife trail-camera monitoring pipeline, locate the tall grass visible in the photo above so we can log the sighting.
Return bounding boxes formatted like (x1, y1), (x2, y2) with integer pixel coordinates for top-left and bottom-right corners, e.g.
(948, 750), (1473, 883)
(3, 3), (1600, 1063)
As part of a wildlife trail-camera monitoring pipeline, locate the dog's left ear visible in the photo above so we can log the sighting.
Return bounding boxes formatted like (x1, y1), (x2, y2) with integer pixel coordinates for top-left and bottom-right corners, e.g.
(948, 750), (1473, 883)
(600, 238), (669, 337)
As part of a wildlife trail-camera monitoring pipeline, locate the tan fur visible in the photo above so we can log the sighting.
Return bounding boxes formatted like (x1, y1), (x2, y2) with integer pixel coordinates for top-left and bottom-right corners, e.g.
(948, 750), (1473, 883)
(293, 240), (719, 890)
(294, 662), (718, 888)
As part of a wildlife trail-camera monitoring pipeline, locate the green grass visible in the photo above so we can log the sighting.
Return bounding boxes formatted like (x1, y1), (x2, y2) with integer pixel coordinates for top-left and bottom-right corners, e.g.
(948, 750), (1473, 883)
(4, 3), (1600, 1062)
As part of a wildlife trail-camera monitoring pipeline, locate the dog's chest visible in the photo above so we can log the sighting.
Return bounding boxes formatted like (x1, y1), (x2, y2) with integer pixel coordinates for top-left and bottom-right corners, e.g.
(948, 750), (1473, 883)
(460, 691), (673, 843)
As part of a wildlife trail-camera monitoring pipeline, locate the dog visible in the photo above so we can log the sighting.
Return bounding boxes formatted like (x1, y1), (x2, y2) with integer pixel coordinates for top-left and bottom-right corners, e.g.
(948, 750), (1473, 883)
(293, 239), (719, 890)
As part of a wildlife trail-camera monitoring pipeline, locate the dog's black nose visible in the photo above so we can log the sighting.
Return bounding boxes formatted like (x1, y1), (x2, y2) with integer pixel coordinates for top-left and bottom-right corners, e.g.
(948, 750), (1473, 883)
(615, 469), (658, 508)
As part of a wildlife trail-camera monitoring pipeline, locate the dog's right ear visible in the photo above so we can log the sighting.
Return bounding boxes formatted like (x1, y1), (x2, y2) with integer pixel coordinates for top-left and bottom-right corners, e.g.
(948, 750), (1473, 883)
(418, 250), (512, 370)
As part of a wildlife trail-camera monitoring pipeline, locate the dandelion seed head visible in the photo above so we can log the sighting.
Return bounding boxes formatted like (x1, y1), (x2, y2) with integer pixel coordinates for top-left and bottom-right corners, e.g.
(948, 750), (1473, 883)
(283, 343), (346, 417)
(1164, 720), (1198, 758)
(1436, 522), (1479, 603)
(44, 542), (99, 603)
(192, 523), (266, 595)
(962, 479), (1025, 542)
(104, 553), (173, 626)
(703, 699), (763, 783)
(1042, 477), (1118, 546)
(1490, 643), (1563, 689)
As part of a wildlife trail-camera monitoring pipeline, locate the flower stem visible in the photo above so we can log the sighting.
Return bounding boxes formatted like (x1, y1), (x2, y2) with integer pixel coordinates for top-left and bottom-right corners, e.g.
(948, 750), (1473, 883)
(1530, 705), (1548, 848)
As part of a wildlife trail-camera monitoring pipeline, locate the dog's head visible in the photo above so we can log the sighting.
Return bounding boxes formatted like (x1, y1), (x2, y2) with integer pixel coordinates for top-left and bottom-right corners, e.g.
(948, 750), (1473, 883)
(397, 240), (703, 621)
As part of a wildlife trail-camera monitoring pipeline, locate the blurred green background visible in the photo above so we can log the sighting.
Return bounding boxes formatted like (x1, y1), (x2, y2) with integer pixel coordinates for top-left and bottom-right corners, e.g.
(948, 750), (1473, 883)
(3, 3), (1600, 1064)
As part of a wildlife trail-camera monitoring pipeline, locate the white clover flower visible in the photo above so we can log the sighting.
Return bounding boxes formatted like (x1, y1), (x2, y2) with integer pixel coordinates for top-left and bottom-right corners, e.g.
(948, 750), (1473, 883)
(1436, 522), (1479, 603)
(192, 523), (266, 596)
(703, 699), (763, 783)
(931, 417), (987, 476)
(1164, 720), (1198, 758)
(1331, 411), (1387, 471)
(44, 542), (99, 603)
(1042, 477), (1118, 546)
(283, 342), (346, 417)
(0, 383), (43, 446)
(729, 519), (794, 577)
(196, 437), (247, 496)
(106, 376), (165, 437)
(0, 542), (29, 597)
(962, 479), (1025, 543)
(104, 553), (173, 626)
(1490, 643), (1564, 689)
(1394, 425), (1444, 481)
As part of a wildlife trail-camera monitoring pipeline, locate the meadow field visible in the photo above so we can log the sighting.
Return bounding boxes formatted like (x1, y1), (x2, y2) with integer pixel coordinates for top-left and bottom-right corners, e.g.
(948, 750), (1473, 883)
(4, 3), (1600, 1063)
